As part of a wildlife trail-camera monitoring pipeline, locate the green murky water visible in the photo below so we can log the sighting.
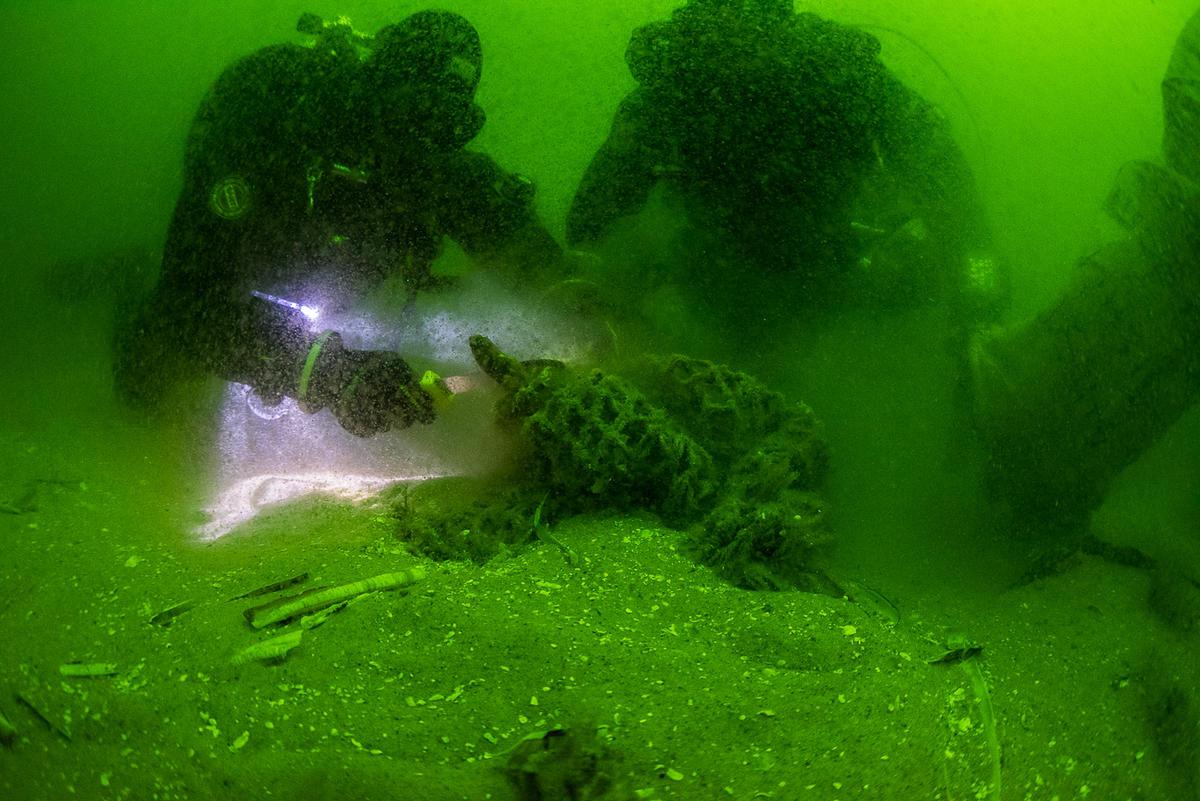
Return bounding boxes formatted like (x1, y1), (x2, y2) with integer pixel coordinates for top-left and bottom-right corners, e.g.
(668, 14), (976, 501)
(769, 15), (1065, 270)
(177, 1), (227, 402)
(2, 2), (1198, 799)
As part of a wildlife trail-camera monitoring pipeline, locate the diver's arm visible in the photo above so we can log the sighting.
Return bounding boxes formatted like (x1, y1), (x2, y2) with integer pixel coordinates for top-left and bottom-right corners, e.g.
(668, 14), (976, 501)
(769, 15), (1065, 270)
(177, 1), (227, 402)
(863, 71), (1008, 328)
(868, 69), (993, 251)
(120, 148), (434, 435)
(879, 87), (991, 248)
(433, 150), (565, 284)
(565, 89), (664, 248)
(134, 251), (434, 437)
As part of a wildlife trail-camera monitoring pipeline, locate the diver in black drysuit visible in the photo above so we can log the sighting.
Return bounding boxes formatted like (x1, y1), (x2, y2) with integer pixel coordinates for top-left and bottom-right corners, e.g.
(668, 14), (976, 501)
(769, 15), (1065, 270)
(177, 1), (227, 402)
(568, 0), (1200, 536)
(567, 0), (1006, 348)
(114, 11), (565, 437)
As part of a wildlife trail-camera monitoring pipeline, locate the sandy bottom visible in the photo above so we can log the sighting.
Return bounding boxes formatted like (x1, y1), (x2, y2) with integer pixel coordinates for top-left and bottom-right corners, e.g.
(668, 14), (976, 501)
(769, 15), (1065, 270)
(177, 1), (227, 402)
(1, 436), (1196, 800)
(1, 293), (1197, 800)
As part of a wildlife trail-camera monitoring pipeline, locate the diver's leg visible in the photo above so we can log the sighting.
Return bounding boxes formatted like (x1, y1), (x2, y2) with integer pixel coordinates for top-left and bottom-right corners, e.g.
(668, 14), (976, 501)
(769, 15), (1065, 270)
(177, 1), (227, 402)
(1163, 7), (1200, 186)
(970, 10), (1200, 534)
(970, 161), (1200, 533)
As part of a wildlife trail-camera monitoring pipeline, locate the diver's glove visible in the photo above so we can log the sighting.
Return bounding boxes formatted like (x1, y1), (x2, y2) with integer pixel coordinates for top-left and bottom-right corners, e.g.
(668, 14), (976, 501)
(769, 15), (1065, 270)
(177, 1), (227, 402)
(298, 331), (435, 437)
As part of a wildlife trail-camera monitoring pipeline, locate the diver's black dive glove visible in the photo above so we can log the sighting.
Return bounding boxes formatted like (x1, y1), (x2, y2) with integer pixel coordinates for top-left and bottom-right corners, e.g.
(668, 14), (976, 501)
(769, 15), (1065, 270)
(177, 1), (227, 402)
(297, 331), (435, 437)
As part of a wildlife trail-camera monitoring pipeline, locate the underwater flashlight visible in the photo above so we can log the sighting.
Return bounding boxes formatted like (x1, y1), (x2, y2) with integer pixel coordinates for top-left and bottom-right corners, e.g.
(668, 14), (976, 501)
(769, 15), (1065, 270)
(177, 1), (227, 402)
(250, 290), (320, 323)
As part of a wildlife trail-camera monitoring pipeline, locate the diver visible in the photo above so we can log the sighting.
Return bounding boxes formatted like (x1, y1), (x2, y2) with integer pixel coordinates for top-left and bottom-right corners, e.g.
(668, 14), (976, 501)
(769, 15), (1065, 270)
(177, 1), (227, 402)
(113, 11), (566, 437)
(567, 0), (1200, 538)
(566, 0), (1004, 353)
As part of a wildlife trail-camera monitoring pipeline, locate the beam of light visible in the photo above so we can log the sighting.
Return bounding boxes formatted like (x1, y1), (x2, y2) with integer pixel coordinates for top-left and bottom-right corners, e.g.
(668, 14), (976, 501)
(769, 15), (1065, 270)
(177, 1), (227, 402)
(193, 383), (457, 543)
(193, 272), (601, 543)
(193, 471), (441, 542)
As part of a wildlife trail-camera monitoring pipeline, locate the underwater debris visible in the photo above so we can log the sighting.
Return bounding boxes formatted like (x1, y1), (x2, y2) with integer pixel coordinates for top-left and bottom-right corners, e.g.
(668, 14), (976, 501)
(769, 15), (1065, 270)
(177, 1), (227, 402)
(15, 681), (72, 741)
(470, 335), (716, 523)
(634, 355), (816, 468)
(401, 337), (835, 588)
(936, 634), (1001, 801)
(533, 493), (578, 567)
(1012, 536), (1200, 641)
(694, 489), (830, 590)
(648, 358), (831, 589)
(391, 476), (538, 562)
(244, 568), (425, 629)
(828, 574), (901, 627)
(1010, 546), (1084, 587)
(58, 663), (118, 677)
(300, 600), (350, 630)
(229, 572), (309, 601)
(500, 723), (622, 801)
(231, 630), (303, 665)
(149, 600), (195, 627)
(927, 645), (984, 666)
(0, 707), (17, 747)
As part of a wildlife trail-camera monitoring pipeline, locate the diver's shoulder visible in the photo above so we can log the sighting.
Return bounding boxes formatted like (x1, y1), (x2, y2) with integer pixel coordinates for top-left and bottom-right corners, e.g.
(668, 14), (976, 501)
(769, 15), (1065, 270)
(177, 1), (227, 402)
(212, 42), (315, 93)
